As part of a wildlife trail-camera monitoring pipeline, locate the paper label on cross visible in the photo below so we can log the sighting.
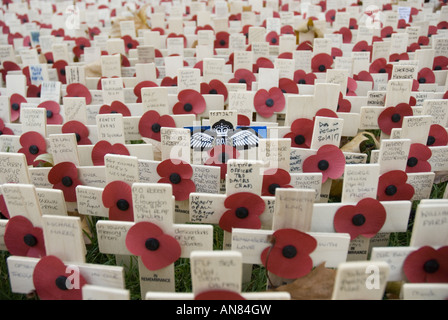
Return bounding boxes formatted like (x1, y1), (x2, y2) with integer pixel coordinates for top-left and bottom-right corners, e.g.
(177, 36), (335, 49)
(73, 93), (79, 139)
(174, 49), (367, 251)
(331, 261), (390, 300)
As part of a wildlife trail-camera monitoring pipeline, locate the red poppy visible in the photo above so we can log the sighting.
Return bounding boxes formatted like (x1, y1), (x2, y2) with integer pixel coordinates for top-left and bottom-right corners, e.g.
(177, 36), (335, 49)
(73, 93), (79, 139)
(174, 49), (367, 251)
(65, 83), (92, 104)
(353, 40), (372, 54)
(0, 194), (9, 219)
(4, 215), (46, 258)
(369, 58), (393, 80)
(407, 43), (421, 53)
(10, 93), (27, 122)
(377, 103), (413, 135)
(157, 159), (196, 201)
(403, 246), (448, 283)
(126, 221), (181, 271)
(279, 78), (299, 94)
(293, 69), (316, 85)
(37, 100), (63, 125)
(0, 118), (14, 136)
(353, 71), (374, 85)
(91, 141), (130, 166)
(99, 101), (131, 116)
(33, 255), (87, 300)
(333, 198), (387, 240)
(265, 31), (279, 46)
(433, 56), (448, 71)
(51, 28), (65, 37)
(331, 47), (343, 60)
(337, 92), (352, 112)
(253, 57), (274, 73)
(406, 143), (432, 173)
(18, 131), (47, 166)
(437, 21), (448, 30)
(237, 114), (251, 126)
(261, 168), (293, 196)
(334, 27), (352, 44)
(417, 67), (436, 84)
(376, 170), (414, 201)
(311, 53), (333, 73)
(72, 37), (91, 58)
(349, 18), (358, 30)
(440, 0), (448, 6)
(254, 87), (285, 118)
(427, 124), (448, 147)
(172, 89), (206, 116)
(381, 26), (395, 38)
(346, 77), (357, 96)
(160, 76), (178, 87)
(418, 36), (430, 46)
(200, 79), (228, 100)
(205, 145), (240, 179)
(102, 180), (134, 221)
(326, 9), (336, 24)
(278, 52), (293, 59)
(122, 35), (139, 53)
(389, 52), (409, 62)
(214, 31), (230, 49)
(302, 144), (346, 182)
(397, 19), (410, 29)
(48, 161), (82, 202)
(61, 120), (92, 145)
(88, 26), (101, 40)
(194, 24), (214, 34)
(27, 84), (41, 98)
(219, 192), (265, 232)
(138, 110), (175, 142)
(428, 25), (438, 37)
(52, 60), (68, 84)
(166, 33), (187, 47)
(229, 13), (241, 21)
(261, 228), (317, 279)
(283, 118), (313, 148)
(195, 290), (245, 300)
(133, 80), (158, 103)
(314, 108), (338, 119)
(1, 61), (21, 83)
(297, 41), (313, 51)
(281, 25), (294, 35)
(228, 69), (256, 90)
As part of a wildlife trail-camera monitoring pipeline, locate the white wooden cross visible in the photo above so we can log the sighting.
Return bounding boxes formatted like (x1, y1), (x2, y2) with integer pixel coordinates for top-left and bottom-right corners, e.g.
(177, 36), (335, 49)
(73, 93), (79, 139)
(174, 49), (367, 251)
(3, 193), (128, 300)
(312, 162), (412, 261)
(95, 181), (214, 298)
(145, 250), (291, 300)
(370, 199), (448, 299)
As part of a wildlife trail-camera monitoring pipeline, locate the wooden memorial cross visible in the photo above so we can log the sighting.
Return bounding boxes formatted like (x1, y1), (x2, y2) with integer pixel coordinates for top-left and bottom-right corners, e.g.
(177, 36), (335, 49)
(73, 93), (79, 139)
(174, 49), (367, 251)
(331, 260), (391, 300)
(370, 199), (448, 299)
(145, 250), (291, 300)
(95, 181), (214, 298)
(312, 162), (412, 261)
(4, 204), (127, 299)
(230, 187), (352, 288)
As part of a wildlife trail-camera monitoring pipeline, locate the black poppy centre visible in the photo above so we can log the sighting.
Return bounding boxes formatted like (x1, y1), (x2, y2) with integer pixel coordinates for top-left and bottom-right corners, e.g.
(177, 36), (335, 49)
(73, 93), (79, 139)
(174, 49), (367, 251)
(62, 176), (73, 187)
(407, 157), (418, 168)
(268, 183), (280, 195)
(11, 103), (20, 111)
(116, 199), (129, 211)
(391, 113), (401, 123)
(427, 135), (435, 146)
(282, 245), (297, 259)
(423, 259), (439, 273)
(318, 160), (329, 171)
(169, 173), (182, 184)
(385, 185), (397, 196)
(265, 98), (274, 107)
(151, 123), (161, 133)
(55, 275), (69, 290)
(29, 145), (39, 155)
(145, 238), (160, 251)
(235, 207), (249, 219)
(183, 103), (193, 112)
(352, 213), (366, 226)
(23, 233), (37, 247)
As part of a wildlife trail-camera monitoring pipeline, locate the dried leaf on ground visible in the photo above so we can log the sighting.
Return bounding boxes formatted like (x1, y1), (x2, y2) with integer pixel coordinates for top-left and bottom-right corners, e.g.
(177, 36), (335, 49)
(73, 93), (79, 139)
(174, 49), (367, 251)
(270, 263), (336, 300)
